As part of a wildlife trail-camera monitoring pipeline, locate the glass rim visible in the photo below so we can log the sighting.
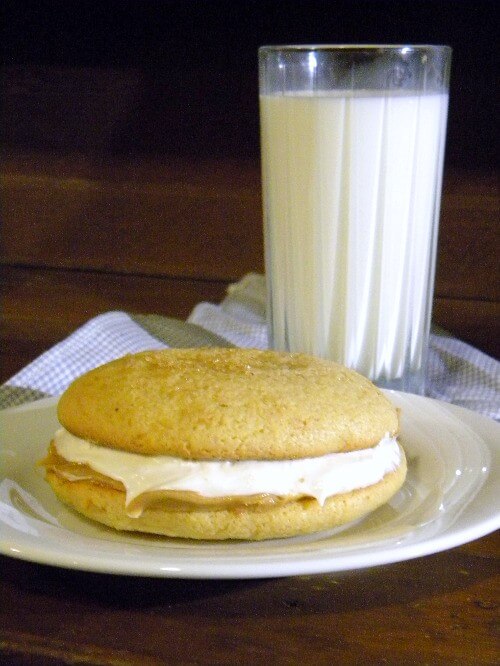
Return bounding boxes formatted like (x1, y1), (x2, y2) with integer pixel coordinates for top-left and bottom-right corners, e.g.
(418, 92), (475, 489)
(259, 44), (452, 54)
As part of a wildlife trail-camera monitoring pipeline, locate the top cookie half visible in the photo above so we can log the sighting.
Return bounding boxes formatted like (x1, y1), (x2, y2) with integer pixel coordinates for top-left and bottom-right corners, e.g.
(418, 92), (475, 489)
(57, 348), (399, 460)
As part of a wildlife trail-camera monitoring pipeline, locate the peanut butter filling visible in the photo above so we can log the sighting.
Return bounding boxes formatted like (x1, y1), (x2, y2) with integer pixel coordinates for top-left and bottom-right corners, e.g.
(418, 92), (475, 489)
(41, 443), (297, 515)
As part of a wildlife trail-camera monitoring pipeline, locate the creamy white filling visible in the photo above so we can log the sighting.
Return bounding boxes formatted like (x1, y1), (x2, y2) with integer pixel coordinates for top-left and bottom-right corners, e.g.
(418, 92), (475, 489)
(52, 428), (401, 510)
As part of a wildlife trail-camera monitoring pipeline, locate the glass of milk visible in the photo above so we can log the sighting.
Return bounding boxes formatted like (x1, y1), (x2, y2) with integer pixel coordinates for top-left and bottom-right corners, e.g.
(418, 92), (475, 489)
(259, 45), (452, 394)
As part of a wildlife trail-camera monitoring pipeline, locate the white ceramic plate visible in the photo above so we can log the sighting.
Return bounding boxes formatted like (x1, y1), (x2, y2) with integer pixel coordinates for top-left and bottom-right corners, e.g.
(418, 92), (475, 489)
(1, 392), (499, 579)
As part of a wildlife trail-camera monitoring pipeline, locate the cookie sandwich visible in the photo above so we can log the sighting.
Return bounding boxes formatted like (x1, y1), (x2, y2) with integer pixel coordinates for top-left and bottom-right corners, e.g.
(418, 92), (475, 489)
(41, 348), (407, 540)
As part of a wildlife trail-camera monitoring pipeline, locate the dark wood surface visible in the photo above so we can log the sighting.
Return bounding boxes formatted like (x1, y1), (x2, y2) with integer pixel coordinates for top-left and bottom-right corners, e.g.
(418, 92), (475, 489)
(1, 531), (499, 666)
(1, 53), (499, 664)
(1, 152), (498, 385)
(1, 153), (499, 665)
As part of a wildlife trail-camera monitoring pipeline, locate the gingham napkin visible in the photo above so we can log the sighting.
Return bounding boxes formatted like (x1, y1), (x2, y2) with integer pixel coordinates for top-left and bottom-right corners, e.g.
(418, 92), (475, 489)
(2, 273), (499, 420)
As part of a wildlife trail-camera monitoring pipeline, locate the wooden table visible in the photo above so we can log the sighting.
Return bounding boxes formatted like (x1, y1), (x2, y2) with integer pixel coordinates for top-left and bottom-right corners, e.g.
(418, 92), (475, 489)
(1, 531), (498, 665)
(0, 57), (500, 666)
(1, 152), (499, 381)
(1, 151), (499, 664)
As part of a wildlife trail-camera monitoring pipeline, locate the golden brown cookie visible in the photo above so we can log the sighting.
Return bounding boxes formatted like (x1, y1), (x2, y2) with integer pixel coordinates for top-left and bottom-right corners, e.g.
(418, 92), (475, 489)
(57, 348), (399, 459)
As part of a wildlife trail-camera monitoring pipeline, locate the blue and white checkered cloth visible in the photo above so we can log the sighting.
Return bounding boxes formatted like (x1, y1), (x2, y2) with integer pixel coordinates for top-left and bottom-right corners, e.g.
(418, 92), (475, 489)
(2, 273), (499, 420)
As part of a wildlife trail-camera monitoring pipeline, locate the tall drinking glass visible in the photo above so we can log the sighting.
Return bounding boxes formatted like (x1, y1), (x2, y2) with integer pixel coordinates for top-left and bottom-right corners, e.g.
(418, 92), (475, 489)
(259, 45), (452, 394)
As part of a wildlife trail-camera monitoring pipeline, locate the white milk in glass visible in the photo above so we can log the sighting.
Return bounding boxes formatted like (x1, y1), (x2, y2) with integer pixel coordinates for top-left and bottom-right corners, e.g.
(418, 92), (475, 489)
(260, 90), (448, 390)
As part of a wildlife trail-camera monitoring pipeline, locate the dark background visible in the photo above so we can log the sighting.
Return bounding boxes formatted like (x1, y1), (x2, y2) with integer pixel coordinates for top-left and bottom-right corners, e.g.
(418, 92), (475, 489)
(2, 0), (497, 168)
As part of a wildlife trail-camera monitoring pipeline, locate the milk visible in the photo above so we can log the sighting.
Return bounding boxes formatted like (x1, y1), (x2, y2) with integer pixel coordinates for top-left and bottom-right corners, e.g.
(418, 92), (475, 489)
(260, 91), (449, 390)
